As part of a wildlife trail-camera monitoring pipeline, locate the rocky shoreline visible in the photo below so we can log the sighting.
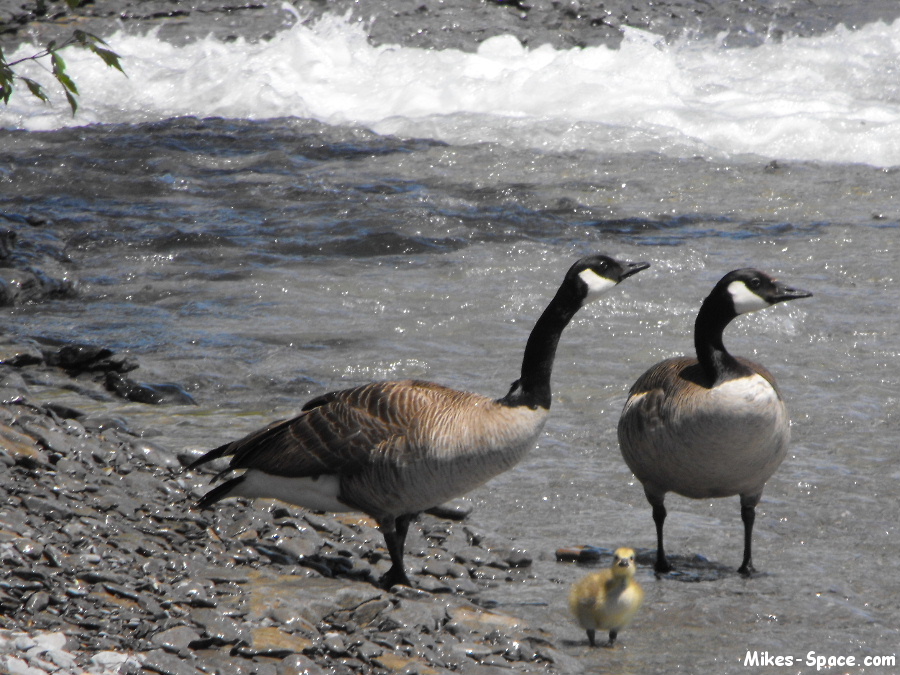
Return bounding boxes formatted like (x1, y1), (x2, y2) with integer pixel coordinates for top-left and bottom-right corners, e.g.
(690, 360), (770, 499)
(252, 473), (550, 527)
(0, 226), (577, 673)
(1, 333), (590, 675)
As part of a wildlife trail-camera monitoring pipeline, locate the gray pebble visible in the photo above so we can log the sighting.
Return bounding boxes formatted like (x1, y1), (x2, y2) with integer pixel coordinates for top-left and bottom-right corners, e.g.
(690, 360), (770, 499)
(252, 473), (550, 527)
(151, 626), (203, 653)
(277, 654), (328, 675)
(140, 649), (205, 675)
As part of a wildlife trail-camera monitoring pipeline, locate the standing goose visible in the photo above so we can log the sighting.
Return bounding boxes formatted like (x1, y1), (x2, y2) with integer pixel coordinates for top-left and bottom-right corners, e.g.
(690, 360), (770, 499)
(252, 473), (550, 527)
(190, 254), (649, 587)
(617, 268), (811, 576)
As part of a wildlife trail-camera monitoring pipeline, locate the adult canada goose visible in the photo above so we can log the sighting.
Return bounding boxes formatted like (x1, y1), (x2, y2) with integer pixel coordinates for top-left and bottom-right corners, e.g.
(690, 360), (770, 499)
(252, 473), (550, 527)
(617, 268), (812, 576)
(190, 254), (649, 587)
(568, 547), (644, 648)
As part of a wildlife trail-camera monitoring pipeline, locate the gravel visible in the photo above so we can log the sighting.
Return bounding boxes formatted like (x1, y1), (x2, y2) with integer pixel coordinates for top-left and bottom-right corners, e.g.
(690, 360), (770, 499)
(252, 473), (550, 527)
(1, 336), (570, 674)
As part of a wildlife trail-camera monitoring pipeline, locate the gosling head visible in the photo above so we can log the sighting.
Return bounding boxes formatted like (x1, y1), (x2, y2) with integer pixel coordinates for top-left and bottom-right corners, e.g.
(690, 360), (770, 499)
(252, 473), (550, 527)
(566, 254), (650, 306)
(715, 268), (813, 316)
(610, 547), (638, 579)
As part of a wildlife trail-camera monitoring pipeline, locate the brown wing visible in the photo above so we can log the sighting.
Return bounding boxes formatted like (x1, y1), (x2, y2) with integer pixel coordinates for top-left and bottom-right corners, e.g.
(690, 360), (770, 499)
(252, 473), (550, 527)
(619, 358), (692, 436)
(200, 380), (465, 478)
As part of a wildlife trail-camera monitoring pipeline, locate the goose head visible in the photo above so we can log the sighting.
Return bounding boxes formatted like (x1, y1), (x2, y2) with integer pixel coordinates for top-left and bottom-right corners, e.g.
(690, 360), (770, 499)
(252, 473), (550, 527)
(714, 268), (813, 317)
(567, 255), (650, 306)
(611, 547), (638, 579)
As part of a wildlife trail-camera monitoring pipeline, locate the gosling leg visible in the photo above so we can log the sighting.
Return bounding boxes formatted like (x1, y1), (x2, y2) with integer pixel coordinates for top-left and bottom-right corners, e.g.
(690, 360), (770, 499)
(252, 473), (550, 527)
(605, 630), (619, 648)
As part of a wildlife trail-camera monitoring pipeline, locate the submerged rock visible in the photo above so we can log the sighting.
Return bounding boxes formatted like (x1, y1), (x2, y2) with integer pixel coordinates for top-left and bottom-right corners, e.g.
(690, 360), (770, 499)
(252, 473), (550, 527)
(105, 372), (197, 405)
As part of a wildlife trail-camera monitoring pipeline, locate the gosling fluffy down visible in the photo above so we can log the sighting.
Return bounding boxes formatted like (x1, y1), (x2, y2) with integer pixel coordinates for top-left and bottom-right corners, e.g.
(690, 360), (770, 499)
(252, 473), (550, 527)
(568, 547), (644, 648)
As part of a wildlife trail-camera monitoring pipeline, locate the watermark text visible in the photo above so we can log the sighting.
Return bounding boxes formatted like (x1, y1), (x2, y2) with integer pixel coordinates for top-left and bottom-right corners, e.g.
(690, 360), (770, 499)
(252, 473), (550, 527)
(744, 651), (896, 671)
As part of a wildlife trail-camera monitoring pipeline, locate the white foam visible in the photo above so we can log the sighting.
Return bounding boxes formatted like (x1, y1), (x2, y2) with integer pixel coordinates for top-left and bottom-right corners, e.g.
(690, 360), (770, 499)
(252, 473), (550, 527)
(4, 12), (900, 166)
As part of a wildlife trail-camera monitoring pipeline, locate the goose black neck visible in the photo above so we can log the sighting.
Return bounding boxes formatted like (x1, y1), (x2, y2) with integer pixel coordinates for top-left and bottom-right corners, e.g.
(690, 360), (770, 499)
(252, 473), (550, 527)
(499, 286), (582, 409)
(694, 297), (746, 385)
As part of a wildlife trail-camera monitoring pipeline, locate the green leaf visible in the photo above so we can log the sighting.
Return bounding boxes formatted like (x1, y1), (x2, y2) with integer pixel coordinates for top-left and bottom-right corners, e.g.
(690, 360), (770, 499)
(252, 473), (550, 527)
(0, 63), (12, 89)
(90, 45), (125, 74)
(64, 88), (78, 115)
(89, 33), (111, 47)
(50, 51), (80, 95)
(0, 16), (126, 110)
(51, 50), (67, 76)
(22, 78), (50, 103)
(55, 69), (79, 96)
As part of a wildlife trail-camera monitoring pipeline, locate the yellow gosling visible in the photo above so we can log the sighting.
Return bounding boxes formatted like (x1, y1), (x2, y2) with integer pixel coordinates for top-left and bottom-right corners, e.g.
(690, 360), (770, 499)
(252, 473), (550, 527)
(568, 547), (644, 648)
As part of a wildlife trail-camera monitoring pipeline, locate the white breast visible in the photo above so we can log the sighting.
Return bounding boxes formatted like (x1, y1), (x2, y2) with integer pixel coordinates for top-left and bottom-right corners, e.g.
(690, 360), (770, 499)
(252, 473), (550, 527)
(711, 373), (780, 407)
(620, 372), (790, 500)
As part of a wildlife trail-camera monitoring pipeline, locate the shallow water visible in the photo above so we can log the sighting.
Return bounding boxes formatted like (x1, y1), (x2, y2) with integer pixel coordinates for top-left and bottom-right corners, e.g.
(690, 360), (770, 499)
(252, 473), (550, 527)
(2, 15), (900, 674)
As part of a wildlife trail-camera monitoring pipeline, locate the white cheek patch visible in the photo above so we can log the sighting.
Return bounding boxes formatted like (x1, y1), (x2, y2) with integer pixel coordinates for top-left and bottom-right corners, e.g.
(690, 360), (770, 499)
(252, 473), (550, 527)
(578, 269), (617, 303)
(727, 280), (770, 314)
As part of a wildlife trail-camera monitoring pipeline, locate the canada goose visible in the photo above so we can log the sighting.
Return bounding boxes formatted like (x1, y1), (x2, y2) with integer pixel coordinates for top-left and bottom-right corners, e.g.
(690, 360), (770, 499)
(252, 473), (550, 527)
(568, 547), (644, 647)
(617, 268), (812, 576)
(190, 254), (649, 587)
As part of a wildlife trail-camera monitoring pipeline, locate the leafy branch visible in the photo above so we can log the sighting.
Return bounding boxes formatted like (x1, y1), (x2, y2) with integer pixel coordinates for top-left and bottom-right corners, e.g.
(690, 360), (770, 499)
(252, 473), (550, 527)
(0, 0), (125, 115)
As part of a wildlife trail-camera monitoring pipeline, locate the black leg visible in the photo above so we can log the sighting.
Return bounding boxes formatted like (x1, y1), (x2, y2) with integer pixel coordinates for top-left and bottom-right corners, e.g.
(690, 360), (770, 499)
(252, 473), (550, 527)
(651, 501), (672, 574)
(606, 630), (618, 648)
(586, 629), (596, 647)
(378, 513), (414, 588)
(738, 503), (756, 576)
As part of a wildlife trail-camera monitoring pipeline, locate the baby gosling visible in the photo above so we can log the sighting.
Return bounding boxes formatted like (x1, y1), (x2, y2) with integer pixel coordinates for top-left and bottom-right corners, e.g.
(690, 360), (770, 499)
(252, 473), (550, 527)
(568, 547), (644, 648)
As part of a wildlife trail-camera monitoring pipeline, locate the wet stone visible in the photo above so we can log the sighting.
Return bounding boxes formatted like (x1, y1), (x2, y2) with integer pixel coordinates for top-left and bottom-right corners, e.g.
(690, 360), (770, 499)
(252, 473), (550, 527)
(91, 651), (137, 670)
(504, 550), (532, 568)
(150, 625), (203, 653)
(105, 372), (197, 405)
(23, 591), (50, 613)
(141, 649), (205, 675)
(244, 626), (313, 657)
(276, 654), (328, 675)
(353, 639), (384, 660)
(0, 424), (46, 466)
(42, 402), (85, 421)
(351, 598), (393, 626)
(19, 421), (76, 455)
(191, 608), (249, 645)
(323, 632), (347, 655)
(555, 545), (604, 563)
(426, 497), (475, 521)
(0, 342), (43, 367)
(131, 439), (182, 469)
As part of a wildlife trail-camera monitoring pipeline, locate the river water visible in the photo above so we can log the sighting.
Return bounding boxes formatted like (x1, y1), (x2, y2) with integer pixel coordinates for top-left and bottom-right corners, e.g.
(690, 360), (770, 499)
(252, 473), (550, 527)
(2, 12), (899, 673)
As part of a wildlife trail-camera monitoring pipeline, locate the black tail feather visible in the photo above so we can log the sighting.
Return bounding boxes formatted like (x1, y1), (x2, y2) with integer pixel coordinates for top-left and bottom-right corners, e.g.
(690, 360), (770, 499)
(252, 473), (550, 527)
(187, 441), (234, 471)
(195, 475), (245, 510)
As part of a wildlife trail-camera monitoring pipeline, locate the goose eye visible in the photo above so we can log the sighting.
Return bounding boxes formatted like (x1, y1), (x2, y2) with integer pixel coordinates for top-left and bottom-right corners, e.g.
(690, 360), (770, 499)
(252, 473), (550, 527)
(748, 278), (762, 290)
